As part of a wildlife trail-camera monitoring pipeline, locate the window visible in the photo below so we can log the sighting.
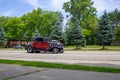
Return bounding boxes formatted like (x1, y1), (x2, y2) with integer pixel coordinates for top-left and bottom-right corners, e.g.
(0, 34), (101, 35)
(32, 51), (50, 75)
(35, 38), (44, 42)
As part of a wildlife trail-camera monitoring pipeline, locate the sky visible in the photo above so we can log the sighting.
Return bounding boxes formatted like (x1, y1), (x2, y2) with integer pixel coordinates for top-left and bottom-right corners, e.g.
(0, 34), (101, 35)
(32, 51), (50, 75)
(0, 0), (120, 18)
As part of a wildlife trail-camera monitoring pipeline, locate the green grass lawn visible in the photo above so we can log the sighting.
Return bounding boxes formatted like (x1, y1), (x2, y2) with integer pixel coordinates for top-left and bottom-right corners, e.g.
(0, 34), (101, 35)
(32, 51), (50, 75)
(65, 45), (120, 51)
(0, 59), (120, 73)
(0, 48), (24, 51)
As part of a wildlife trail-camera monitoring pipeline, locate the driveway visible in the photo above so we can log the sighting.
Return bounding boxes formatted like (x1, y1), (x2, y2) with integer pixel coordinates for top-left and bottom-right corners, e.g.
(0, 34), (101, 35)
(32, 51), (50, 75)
(0, 64), (120, 80)
(0, 50), (120, 68)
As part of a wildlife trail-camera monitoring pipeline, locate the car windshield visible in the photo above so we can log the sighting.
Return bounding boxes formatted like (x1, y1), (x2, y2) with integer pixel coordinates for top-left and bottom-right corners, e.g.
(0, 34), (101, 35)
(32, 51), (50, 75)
(35, 38), (44, 42)
(52, 40), (58, 43)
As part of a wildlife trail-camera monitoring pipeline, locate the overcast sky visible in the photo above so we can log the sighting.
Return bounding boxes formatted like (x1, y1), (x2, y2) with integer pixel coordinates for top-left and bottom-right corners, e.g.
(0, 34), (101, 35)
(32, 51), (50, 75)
(0, 0), (120, 17)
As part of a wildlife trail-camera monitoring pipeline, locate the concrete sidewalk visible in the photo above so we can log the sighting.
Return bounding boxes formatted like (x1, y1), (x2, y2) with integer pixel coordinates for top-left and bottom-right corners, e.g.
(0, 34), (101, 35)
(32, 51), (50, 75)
(0, 64), (120, 80)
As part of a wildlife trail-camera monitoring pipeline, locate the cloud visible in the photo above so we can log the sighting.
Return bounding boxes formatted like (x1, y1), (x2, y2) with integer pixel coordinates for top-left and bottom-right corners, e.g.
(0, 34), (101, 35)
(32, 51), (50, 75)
(50, 0), (120, 24)
(51, 0), (120, 16)
(92, 0), (120, 16)
(51, 0), (69, 25)
(51, 0), (69, 11)
(0, 10), (14, 16)
(21, 0), (69, 11)
(23, 0), (41, 9)
(22, 0), (120, 16)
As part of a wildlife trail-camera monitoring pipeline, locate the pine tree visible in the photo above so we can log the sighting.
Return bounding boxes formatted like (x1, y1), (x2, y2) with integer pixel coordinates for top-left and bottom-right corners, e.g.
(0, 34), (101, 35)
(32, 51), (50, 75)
(0, 27), (7, 48)
(97, 10), (115, 49)
(32, 29), (41, 40)
(50, 22), (63, 42)
(69, 20), (86, 49)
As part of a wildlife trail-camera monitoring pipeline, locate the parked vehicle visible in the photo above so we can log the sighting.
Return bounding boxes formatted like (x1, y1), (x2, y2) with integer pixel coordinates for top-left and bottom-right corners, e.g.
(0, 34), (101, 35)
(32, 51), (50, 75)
(13, 45), (23, 49)
(25, 37), (64, 54)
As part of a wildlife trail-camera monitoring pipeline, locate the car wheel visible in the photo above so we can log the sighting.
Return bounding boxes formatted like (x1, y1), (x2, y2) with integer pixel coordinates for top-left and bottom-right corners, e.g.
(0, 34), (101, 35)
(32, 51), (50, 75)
(27, 46), (34, 53)
(52, 48), (59, 54)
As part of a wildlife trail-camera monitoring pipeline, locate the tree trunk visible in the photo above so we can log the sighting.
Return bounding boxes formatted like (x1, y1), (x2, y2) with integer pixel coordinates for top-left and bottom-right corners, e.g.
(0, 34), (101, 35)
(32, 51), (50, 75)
(101, 43), (107, 50)
(76, 45), (79, 50)
(103, 44), (105, 50)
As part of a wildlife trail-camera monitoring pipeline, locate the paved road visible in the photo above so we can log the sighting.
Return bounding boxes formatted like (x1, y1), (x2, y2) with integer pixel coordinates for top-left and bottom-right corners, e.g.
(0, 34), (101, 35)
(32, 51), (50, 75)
(0, 64), (120, 80)
(0, 50), (120, 68)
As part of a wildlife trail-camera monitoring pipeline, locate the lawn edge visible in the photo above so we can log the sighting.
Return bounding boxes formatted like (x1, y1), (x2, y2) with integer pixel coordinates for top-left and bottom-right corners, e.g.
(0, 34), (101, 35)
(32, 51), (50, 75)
(0, 59), (120, 73)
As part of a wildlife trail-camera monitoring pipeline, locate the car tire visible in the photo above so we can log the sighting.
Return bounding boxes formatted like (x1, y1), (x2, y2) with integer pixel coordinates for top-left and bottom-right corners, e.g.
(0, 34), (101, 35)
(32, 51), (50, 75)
(27, 46), (34, 53)
(52, 48), (59, 54)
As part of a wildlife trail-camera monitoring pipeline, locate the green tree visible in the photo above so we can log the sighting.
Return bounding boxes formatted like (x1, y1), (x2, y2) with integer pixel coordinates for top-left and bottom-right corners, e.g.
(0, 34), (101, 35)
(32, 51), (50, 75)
(108, 9), (120, 45)
(108, 8), (120, 26)
(63, 0), (97, 27)
(83, 16), (98, 45)
(67, 20), (86, 49)
(97, 10), (115, 49)
(63, 0), (97, 46)
(0, 16), (10, 27)
(50, 22), (63, 42)
(83, 29), (96, 45)
(5, 17), (25, 40)
(21, 8), (43, 40)
(40, 11), (63, 37)
(65, 20), (73, 45)
(0, 27), (7, 48)
(21, 8), (63, 40)
(115, 27), (120, 45)
(32, 29), (41, 40)
(50, 11), (64, 42)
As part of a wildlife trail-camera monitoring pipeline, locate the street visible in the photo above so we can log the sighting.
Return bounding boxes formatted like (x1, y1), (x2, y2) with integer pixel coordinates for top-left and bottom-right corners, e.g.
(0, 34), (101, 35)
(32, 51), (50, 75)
(0, 50), (120, 68)
(0, 50), (120, 80)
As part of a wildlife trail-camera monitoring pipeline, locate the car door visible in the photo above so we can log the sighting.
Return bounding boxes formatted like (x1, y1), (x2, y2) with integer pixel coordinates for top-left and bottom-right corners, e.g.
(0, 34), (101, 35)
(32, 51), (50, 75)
(42, 42), (49, 50)
(34, 38), (44, 49)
